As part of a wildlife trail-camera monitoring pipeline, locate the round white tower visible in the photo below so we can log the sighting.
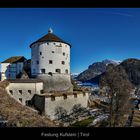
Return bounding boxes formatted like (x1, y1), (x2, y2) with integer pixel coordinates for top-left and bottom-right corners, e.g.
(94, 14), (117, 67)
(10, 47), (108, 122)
(30, 28), (73, 93)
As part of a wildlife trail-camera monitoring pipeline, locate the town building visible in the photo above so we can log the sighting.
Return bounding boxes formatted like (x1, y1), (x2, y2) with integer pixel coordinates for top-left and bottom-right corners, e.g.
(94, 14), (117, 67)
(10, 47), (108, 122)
(1, 56), (26, 81)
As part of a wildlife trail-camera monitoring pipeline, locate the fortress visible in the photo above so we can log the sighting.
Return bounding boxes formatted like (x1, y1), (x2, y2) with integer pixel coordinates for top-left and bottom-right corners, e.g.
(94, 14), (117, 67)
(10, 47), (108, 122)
(0, 28), (89, 120)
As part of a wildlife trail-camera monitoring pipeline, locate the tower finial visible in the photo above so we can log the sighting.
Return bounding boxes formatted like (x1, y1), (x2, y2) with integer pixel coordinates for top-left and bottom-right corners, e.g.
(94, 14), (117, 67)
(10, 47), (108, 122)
(48, 27), (53, 33)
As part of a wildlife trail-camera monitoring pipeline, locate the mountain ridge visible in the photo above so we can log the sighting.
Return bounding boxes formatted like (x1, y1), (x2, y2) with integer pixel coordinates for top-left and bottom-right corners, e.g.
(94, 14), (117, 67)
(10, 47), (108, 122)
(81, 58), (140, 87)
(77, 59), (120, 82)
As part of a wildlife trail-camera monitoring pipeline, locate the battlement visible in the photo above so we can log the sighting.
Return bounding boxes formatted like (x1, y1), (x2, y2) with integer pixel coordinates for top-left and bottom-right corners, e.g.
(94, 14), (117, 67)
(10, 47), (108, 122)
(43, 92), (88, 100)
(33, 92), (89, 120)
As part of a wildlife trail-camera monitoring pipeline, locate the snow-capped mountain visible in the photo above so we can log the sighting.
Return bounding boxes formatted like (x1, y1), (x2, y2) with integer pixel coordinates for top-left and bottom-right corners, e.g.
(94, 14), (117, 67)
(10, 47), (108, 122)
(71, 73), (79, 79)
(102, 59), (121, 66)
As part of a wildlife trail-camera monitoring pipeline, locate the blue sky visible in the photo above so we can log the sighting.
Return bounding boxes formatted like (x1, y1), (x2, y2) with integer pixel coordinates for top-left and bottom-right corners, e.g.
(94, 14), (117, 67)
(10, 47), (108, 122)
(0, 8), (140, 73)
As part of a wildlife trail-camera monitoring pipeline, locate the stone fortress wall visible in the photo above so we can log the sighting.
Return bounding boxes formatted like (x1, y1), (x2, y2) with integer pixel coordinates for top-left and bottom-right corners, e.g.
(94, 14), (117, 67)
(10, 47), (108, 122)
(33, 92), (89, 120)
(6, 80), (43, 105)
(31, 42), (70, 75)
(5, 80), (89, 120)
(37, 73), (73, 92)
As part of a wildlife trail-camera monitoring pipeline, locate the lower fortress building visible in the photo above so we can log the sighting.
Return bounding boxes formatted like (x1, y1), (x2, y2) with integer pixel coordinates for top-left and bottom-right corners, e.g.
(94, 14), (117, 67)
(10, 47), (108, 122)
(0, 28), (89, 120)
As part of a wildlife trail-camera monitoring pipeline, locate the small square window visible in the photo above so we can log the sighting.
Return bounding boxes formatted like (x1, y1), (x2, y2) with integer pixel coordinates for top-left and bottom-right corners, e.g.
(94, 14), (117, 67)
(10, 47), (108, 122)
(49, 60), (53, 64)
(74, 94), (77, 98)
(63, 94), (67, 100)
(37, 61), (39, 64)
(19, 90), (22, 94)
(28, 90), (31, 94)
(52, 51), (55, 53)
(65, 69), (68, 74)
(51, 95), (55, 101)
(61, 61), (65, 65)
(9, 90), (13, 95)
(41, 69), (45, 74)
(19, 98), (22, 103)
(40, 90), (44, 94)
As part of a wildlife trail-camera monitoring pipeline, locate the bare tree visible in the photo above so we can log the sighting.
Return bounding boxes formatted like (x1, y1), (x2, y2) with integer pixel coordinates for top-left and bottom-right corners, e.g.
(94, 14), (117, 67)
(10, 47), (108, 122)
(100, 64), (133, 127)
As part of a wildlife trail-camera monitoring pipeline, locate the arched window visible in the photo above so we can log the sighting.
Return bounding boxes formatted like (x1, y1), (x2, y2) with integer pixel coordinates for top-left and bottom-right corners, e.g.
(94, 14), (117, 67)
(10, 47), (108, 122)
(48, 72), (53, 76)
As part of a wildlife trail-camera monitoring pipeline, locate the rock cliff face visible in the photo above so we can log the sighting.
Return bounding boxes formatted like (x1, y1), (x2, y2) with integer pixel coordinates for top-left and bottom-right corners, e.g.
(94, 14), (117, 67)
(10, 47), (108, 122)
(77, 59), (119, 83)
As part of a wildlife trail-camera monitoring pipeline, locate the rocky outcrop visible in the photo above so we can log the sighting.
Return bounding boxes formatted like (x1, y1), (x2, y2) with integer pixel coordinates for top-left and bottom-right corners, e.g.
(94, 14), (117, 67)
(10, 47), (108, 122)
(77, 59), (119, 83)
